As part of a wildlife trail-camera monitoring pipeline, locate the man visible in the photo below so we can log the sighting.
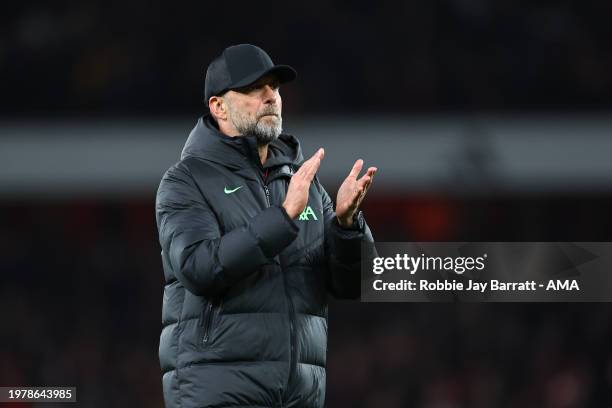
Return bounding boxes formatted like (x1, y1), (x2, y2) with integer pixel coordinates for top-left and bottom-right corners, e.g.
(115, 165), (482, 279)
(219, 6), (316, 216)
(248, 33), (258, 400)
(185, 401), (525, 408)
(156, 44), (377, 408)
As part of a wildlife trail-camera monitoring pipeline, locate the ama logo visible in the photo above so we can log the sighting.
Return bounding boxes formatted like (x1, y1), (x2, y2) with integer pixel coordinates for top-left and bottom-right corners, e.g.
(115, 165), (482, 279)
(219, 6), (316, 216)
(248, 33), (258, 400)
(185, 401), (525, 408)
(546, 279), (580, 291)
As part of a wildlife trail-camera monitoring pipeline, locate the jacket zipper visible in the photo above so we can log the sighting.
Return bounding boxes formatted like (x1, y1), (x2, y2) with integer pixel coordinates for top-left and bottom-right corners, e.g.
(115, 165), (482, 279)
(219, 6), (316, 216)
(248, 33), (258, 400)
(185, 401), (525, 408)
(202, 302), (214, 345)
(263, 178), (297, 397)
(263, 184), (271, 207)
(262, 177), (297, 398)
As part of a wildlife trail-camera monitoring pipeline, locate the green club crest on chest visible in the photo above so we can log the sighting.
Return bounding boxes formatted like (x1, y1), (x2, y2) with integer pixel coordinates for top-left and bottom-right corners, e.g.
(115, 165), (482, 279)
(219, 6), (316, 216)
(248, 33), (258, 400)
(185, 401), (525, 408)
(298, 206), (318, 221)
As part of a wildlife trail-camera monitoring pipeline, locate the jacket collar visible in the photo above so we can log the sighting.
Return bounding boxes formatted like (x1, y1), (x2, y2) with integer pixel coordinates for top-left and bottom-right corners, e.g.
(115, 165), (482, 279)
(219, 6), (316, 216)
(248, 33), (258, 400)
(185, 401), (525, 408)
(181, 114), (303, 180)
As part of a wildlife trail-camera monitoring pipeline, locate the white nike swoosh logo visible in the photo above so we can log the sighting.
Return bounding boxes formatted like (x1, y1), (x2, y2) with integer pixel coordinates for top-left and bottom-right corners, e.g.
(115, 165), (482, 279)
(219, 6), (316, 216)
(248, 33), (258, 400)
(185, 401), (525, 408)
(224, 186), (243, 194)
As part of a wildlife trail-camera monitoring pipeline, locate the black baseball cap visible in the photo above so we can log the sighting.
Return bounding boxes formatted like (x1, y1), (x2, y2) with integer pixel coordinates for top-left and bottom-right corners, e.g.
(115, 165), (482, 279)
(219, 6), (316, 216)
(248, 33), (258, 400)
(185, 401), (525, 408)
(204, 44), (297, 102)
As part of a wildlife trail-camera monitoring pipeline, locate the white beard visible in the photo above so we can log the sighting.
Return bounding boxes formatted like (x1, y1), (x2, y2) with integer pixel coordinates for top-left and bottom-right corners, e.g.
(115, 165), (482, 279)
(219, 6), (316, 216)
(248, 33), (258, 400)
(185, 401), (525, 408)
(228, 105), (282, 145)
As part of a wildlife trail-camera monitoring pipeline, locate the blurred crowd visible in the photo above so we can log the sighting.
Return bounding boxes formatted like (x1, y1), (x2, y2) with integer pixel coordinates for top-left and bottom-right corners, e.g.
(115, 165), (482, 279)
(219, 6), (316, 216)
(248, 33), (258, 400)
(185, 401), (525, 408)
(328, 302), (612, 408)
(1, 196), (611, 407)
(3, 1), (612, 116)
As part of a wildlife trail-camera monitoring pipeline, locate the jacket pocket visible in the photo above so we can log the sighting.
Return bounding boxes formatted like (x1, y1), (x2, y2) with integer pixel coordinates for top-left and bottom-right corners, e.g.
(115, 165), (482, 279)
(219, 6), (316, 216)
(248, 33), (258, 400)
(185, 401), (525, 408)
(200, 300), (221, 347)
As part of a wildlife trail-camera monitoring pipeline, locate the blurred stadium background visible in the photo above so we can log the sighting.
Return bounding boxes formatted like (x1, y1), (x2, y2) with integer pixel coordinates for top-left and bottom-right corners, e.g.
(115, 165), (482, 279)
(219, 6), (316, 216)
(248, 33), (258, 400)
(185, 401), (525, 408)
(2, 1), (612, 407)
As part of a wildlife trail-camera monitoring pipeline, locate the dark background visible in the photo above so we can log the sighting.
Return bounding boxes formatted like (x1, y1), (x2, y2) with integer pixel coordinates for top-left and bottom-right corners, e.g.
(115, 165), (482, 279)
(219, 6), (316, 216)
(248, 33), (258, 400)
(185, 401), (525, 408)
(4, 1), (612, 116)
(2, 1), (612, 407)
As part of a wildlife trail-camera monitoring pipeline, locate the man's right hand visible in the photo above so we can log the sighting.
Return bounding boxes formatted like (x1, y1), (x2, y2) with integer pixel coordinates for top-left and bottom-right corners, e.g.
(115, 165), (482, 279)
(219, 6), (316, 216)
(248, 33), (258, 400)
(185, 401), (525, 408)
(282, 148), (324, 219)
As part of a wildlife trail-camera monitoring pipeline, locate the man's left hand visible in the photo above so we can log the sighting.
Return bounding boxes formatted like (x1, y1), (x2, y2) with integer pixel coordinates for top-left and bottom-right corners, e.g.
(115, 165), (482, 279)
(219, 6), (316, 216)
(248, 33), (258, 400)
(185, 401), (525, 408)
(335, 159), (377, 228)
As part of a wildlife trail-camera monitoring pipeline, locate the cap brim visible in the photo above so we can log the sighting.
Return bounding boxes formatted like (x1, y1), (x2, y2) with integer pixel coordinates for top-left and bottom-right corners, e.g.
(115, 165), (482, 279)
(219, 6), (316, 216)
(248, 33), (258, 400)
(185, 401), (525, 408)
(229, 65), (297, 91)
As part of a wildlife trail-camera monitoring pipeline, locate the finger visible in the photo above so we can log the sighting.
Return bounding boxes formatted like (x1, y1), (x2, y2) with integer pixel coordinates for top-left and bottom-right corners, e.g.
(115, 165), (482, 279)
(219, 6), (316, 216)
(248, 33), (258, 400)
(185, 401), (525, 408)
(312, 147), (324, 162)
(305, 155), (323, 181)
(307, 148), (324, 167)
(357, 167), (376, 186)
(357, 167), (376, 180)
(313, 148), (325, 175)
(310, 147), (324, 165)
(299, 149), (323, 182)
(357, 176), (371, 191)
(360, 174), (377, 200)
(364, 176), (374, 192)
(362, 179), (372, 196)
(358, 174), (376, 197)
(347, 159), (364, 179)
(364, 168), (376, 188)
(296, 148), (323, 176)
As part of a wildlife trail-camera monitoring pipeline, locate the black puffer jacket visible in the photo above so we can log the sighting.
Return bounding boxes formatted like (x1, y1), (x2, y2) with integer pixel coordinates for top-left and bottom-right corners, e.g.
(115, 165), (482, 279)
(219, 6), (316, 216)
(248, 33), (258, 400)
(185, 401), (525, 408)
(155, 115), (375, 408)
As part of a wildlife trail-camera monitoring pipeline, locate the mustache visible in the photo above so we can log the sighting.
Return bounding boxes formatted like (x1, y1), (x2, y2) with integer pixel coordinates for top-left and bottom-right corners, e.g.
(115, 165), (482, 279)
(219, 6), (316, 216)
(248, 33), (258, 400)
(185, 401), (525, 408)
(258, 107), (281, 119)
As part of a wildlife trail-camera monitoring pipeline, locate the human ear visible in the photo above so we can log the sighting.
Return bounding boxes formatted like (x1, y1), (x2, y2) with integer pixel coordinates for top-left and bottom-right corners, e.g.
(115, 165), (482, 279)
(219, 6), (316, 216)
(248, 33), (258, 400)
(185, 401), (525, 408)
(209, 96), (227, 121)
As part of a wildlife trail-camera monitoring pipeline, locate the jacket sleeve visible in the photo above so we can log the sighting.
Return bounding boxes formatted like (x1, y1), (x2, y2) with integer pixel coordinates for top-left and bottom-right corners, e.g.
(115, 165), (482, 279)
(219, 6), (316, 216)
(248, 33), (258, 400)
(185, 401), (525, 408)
(156, 162), (299, 297)
(319, 180), (377, 299)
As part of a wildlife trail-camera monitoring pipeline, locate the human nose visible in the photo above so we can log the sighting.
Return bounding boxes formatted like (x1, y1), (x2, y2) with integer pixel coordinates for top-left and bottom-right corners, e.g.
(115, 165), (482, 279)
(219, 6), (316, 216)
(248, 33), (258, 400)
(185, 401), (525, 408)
(262, 84), (278, 104)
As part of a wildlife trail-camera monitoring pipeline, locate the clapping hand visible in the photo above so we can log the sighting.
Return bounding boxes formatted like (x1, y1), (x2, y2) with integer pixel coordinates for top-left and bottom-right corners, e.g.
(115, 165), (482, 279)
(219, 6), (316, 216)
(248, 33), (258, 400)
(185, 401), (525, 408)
(335, 159), (377, 227)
